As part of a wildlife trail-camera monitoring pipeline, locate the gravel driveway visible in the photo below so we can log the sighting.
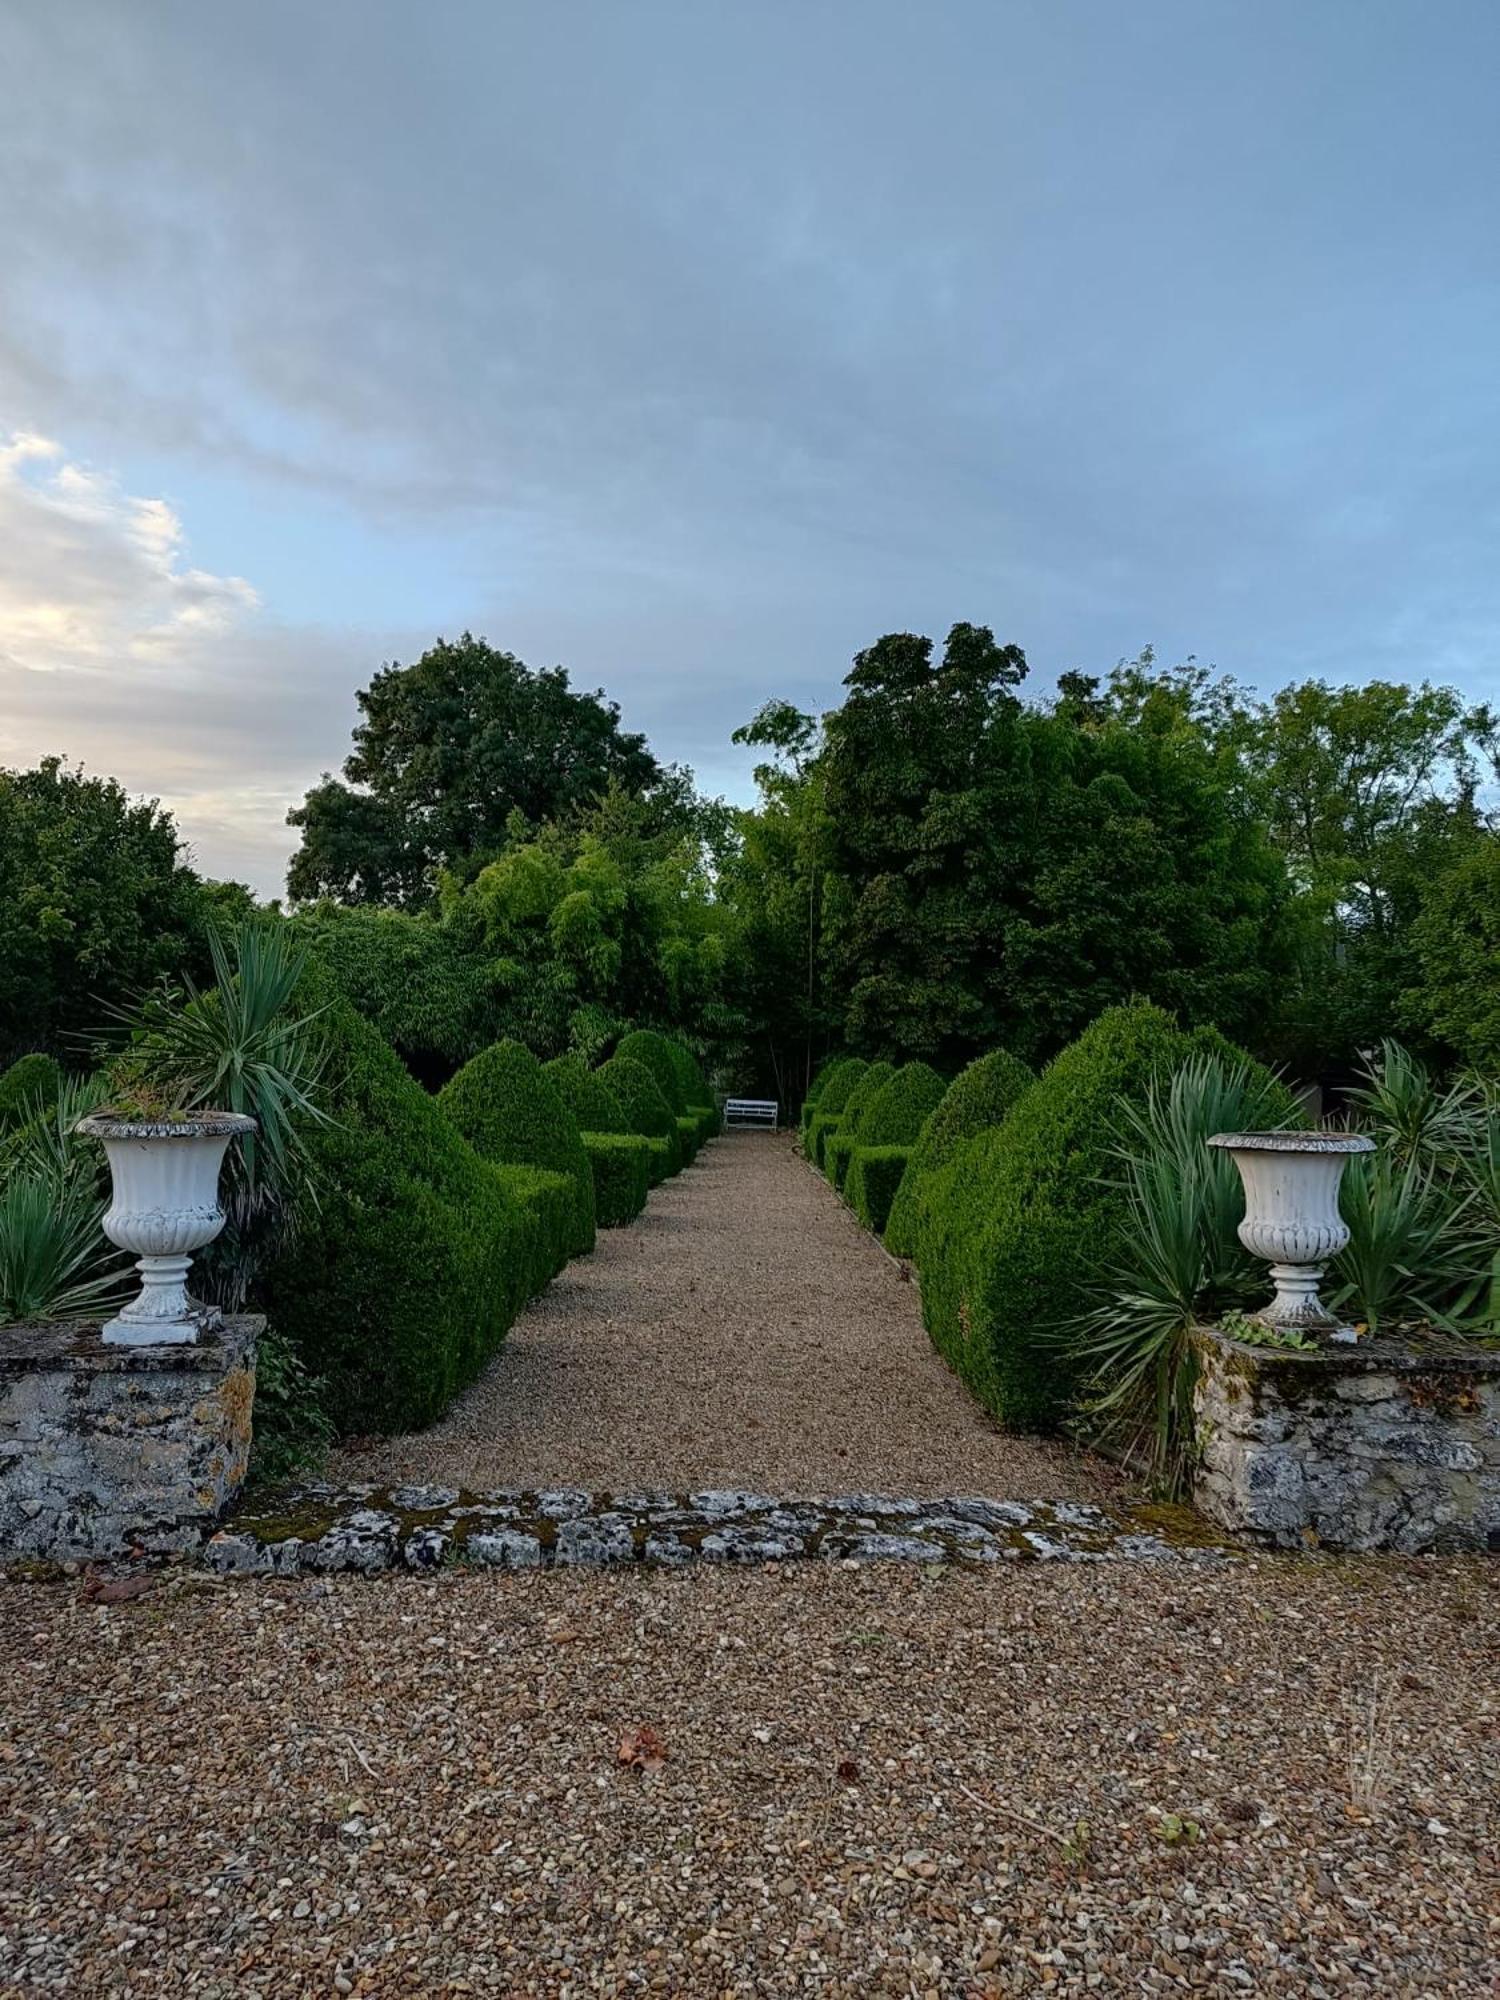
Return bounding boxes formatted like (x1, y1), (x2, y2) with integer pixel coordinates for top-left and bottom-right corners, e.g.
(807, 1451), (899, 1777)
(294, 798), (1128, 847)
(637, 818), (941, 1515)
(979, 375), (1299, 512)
(330, 1133), (1116, 1501)
(2, 1555), (1493, 1995)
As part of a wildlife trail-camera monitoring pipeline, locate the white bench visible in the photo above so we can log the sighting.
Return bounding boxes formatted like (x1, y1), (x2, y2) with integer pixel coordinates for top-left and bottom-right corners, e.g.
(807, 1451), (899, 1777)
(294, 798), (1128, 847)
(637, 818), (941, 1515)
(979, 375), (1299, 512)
(723, 1098), (779, 1129)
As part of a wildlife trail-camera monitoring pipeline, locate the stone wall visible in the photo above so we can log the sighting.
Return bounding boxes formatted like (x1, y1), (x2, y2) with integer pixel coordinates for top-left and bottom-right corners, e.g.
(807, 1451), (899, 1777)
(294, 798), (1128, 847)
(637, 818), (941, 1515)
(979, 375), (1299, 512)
(1192, 1324), (1500, 1553)
(0, 1316), (260, 1561)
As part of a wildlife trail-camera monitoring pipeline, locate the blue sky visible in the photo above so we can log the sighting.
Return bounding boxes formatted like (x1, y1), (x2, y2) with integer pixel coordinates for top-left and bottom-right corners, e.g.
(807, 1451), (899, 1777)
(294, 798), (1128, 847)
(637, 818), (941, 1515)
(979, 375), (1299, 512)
(1, 1), (1497, 891)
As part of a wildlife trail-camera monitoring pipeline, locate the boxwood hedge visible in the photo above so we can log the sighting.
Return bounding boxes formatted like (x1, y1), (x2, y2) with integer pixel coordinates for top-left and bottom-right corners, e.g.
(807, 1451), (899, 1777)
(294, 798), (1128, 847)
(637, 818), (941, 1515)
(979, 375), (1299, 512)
(438, 1039), (596, 1271)
(259, 997), (534, 1434)
(582, 1131), (651, 1226)
(0, 1052), (62, 1132)
(614, 1030), (688, 1114)
(824, 1060), (893, 1188)
(883, 1049), (1033, 1257)
(596, 1055), (681, 1179)
(846, 1144), (914, 1234)
(915, 1003), (1282, 1434)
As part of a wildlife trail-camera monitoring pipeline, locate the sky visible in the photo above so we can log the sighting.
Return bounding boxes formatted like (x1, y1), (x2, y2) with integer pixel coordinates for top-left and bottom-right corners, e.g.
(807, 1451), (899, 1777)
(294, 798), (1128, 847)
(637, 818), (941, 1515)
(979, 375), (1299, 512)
(1, 1), (1497, 895)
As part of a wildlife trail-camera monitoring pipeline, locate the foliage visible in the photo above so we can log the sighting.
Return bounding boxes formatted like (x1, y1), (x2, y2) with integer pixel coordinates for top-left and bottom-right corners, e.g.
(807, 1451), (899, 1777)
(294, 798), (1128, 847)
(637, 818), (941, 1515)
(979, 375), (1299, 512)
(674, 1116), (700, 1167)
(438, 1040), (595, 1264)
(287, 634), (671, 907)
(0, 1054), (63, 1132)
(823, 1060), (893, 1188)
(110, 923), (331, 1311)
(884, 1049), (1033, 1257)
(543, 1054), (631, 1135)
(595, 1056), (681, 1178)
(916, 1004), (1246, 1432)
(801, 1058), (865, 1143)
(246, 1324), (335, 1483)
(846, 1145), (912, 1235)
(0, 1170), (126, 1327)
(259, 996), (533, 1433)
(582, 1132), (651, 1227)
(614, 1029), (689, 1114)
(1065, 1051), (1299, 1491)
(289, 903), (503, 1086)
(1403, 837), (1500, 1070)
(0, 758), (210, 1067)
(856, 1062), (948, 1148)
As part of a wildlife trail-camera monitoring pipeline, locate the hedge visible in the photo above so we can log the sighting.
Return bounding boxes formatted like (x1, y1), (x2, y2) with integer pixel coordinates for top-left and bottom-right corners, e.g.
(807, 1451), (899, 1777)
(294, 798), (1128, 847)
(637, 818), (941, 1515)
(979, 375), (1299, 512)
(883, 1049), (1033, 1257)
(800, 1057), (865, 1143)
(857, 1061), (948, 1148)
(438, 1039), (596, 1270)
(799, 1055), (852, 1134)
(614, 1030), (688, 1115)
(806, 1109), (843, 1168)
(663, 1037), (721, 1139)
(544, 1053), (631, 1134)
(259, 996), (533, 1434)
(823, 1060), (893, 1185)
(596, 1055), (681, 1179)
(0, 1053), (62, 1132)
(915, 1003), (1287, 1434)
(583, 1131), (651, 1226)
(846, 1145), (913, 1234)
(675, 1115), (700, 1166)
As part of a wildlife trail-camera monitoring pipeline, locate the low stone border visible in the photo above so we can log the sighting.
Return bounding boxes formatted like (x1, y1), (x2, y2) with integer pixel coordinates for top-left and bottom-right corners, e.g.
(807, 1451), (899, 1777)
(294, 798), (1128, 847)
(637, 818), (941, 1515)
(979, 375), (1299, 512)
(205, 1485), (1231, 1576)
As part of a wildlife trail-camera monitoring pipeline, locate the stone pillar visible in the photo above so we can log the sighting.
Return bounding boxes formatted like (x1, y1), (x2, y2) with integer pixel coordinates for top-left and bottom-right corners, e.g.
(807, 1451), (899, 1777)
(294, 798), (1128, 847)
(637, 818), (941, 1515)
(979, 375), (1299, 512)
(0, 1315), (261, 1562)
(1192, 1324), (1500, 1553)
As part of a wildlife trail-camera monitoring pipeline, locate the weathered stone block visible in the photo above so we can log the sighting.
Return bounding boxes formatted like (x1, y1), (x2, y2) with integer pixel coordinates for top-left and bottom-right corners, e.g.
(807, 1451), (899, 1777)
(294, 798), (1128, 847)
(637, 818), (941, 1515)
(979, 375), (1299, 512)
(0, 1316), (260, 1560)
(1192, 1325), (1500, 1553)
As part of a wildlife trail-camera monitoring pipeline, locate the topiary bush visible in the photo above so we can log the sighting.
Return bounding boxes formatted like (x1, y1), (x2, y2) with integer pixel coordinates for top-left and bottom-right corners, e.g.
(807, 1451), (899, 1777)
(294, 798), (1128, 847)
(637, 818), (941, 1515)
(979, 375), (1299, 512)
(824, 1060), (893, 1186)
(856, 1061), (948, 1148)
(884, 1049), (1033, 1257)
(800, 1056), (864, 1146)
(846, 1145), (914, 1234)
(582, 1131), (651, 1226)
(438, 1040), (595, 1272)
(0, 1053), (63, 1132)
(915, 1002), (1276, 1434)
(613, 1030), (689, 1115)
(259, 997), (534, 1435)
(806, 1109), (843, 1168)
(663, 1037), (721, 1139)
(596, 1055), (681, 1180)
(544, 1053), (630, 1134)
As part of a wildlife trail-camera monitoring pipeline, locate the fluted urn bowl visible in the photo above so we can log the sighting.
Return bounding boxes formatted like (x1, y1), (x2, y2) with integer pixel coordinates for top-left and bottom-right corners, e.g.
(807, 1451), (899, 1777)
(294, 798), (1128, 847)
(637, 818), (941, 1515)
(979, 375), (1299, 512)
(77, 1113), (256, 1346)
(1207, 1130), (1375, 1333)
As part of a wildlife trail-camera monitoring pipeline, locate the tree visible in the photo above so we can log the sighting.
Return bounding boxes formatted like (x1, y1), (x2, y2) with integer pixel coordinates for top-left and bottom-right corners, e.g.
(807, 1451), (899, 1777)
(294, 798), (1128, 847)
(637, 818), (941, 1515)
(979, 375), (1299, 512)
(1403, 836), (1500, 1070)
(0, 759), (208, 1065)
(286, 634), (668, 907)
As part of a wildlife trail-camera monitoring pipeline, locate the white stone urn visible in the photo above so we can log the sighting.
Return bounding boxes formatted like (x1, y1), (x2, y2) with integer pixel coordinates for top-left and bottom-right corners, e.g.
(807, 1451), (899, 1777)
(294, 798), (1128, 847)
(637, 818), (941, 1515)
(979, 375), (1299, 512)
(77, 1113), (256, 1346)
(1206, 1130), (1375, 1337)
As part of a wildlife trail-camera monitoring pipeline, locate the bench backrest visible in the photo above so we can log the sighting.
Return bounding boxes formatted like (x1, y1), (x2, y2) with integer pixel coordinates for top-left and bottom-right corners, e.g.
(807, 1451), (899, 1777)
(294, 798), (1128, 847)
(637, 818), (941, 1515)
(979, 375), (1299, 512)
(723, 1098), (779, 1129)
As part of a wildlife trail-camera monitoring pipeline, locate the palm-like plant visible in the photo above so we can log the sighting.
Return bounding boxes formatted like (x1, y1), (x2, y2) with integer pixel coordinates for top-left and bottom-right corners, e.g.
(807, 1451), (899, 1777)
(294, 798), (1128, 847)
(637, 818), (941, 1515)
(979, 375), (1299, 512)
(0, 1171), (128, 1326)
(1068, 1053), (1296, 1493)
(1330, 1151), (1490, 1334)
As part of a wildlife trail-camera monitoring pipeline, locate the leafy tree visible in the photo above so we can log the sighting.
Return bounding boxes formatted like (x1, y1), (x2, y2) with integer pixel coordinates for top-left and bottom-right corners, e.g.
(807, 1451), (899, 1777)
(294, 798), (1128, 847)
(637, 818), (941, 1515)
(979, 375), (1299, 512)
(287, 634), (668, 907)
(1403, 836), (1500, 1070)
(0, 759), (207, 1066)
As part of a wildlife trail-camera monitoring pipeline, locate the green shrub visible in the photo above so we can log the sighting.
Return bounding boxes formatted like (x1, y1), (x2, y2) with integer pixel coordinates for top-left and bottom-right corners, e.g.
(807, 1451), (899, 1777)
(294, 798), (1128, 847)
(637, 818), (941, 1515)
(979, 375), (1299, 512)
(858, 1061), (948, 1147)
(799, 1055), (850, 1132)
(614, 1030), (689, 1114)
(916, 1003), (1250, 1433)
(675, 1115), (701, 1166)
(596, 1056), (681, 1176)
(640, 1135), (675, 1185)
(583, 1131), (650, 1226)
(259, 998), (533, 1434)
(543, 1053), (630, 1134)
(800, 1057), (865, 1141)
(807, 1109), (843, 1168)
(663, 1036), (719, 1136)
(823, 1060), (893, 1182)
(847, 1145), (913, 1234)
(438, 1040), (595, 1267)
(0, 1054), (63, 1133)
(884, 1049), (1033, 1257)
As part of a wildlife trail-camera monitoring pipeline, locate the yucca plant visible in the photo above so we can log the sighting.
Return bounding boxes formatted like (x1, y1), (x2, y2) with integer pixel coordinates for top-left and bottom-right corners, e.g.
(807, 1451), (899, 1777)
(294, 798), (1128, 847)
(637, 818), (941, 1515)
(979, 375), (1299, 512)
(1345, 1040), (1477, 1173)
(110, 921), (331, 1309)
(1332, 1150), (1492, 1335)
(1066, 1053), (1296, 1493)
(0, 1171), (127, 1326)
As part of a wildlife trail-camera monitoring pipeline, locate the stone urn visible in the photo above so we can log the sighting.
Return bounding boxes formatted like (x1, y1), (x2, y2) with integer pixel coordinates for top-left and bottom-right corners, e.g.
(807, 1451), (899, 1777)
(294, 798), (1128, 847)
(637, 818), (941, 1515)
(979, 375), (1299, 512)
(77, 1113), (256, 1346)
(1206, 1130), (1374, 1336)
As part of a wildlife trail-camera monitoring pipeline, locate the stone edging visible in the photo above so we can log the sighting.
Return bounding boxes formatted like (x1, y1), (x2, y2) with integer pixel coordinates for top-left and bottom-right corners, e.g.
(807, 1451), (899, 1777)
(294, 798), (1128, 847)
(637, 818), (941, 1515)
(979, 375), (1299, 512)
(205, 1486), (1231, 1576)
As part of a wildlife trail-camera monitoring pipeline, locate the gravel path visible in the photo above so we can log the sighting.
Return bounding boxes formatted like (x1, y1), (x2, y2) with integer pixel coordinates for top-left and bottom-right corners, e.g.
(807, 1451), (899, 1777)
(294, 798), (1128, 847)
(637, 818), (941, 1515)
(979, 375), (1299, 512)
(330, 1134), (1117, 1501)
(2, 1556), (1493, 1994)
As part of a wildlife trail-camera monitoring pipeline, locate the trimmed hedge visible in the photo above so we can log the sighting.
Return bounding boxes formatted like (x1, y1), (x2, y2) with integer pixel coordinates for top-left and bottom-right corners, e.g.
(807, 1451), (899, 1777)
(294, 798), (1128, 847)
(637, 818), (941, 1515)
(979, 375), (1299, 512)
(596, 1055), (681, 1179)
(614, 1030), (688, 1115)
(583, 1131), (651, 1226)
(438, 1040), (596, 1269)
(544, 1053), (631, 1135)
(0, 1053), (62, 1131)
(674, 1115), (700, 1166)
(847, 1145), (913, 1234)
(662, 1037), (721, 1139)
(884, 1049), (1033, 1257)
(915, 1003), (1286, 1434)
(806, 1109), (843, 1169)
(823, 1060), (893, 1186)
(857, 1061), (948, 1148)
(259, 997), (534, 1435)
(800, 1057), (865, 1142)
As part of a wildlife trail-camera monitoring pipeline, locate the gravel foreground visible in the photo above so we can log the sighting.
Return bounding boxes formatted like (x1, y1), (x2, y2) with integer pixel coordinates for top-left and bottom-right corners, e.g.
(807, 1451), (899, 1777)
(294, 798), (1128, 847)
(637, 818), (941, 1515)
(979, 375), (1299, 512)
(2, 1556), (1495, 1996)
(328, 1135), (1117, 1502)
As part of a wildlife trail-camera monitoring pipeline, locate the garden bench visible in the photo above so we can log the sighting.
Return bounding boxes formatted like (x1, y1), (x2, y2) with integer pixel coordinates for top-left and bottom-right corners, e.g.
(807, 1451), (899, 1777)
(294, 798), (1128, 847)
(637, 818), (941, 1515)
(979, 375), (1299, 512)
(723, 1097), (779, 1129)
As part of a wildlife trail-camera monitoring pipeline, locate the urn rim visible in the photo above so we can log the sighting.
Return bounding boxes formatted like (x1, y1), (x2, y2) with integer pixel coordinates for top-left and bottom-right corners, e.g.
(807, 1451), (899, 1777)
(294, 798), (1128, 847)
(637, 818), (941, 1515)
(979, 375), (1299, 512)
(77, 1111), (258, 1141)
(1207, 1130), (1374, 1155)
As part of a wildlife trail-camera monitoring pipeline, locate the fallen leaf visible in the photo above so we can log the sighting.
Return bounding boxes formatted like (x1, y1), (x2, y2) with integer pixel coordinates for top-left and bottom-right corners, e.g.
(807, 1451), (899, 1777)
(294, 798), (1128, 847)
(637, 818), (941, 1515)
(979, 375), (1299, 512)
(616, 1724), (668, 1774)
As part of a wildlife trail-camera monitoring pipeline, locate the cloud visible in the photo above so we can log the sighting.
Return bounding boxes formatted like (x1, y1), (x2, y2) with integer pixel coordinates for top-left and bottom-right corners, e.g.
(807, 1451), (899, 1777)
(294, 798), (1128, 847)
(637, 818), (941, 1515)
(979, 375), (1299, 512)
(0, 432), (371, 893)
